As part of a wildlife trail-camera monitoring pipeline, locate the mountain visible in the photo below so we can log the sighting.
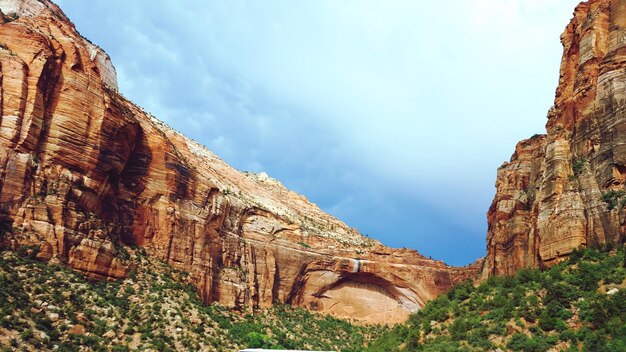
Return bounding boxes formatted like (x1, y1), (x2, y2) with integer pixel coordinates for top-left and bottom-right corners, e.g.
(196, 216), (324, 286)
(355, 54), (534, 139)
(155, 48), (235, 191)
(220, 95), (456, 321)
(0, 0), (480, 326)
(484, 0), (626, 278)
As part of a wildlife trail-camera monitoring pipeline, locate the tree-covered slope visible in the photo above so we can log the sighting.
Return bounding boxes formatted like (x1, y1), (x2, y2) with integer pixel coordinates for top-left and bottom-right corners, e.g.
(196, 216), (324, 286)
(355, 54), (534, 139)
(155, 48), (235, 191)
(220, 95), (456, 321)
(369, 247), (626, 352)
(0, 247), (384, 351)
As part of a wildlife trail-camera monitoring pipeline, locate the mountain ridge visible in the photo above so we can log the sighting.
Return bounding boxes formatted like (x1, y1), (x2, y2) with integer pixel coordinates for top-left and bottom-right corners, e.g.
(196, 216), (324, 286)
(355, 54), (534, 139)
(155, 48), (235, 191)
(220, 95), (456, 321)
(0, 0), (480, 325)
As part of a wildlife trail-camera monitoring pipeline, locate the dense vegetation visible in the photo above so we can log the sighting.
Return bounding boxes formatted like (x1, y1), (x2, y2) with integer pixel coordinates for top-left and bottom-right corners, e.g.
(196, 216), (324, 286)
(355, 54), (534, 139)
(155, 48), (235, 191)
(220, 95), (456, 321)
(7, 242), (626, 352)
(369, 246), (626, 351)
(0, 247), (383, 351)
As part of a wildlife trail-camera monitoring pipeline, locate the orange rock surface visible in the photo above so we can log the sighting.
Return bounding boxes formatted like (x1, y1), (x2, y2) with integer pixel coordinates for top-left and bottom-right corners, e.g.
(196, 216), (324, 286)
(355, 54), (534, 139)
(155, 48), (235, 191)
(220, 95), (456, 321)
(484, 0), (626, 277)
(0, 0), (480, 324)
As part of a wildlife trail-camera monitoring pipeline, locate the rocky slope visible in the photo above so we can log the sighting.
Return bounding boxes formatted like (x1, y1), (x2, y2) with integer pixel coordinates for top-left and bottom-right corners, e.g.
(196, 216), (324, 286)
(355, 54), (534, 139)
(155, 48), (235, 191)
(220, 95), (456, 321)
(0, 249), (385, 351)
(370, 247), (626, 351)
(0, 0), (480, 324)
(484, 0), (626, 277)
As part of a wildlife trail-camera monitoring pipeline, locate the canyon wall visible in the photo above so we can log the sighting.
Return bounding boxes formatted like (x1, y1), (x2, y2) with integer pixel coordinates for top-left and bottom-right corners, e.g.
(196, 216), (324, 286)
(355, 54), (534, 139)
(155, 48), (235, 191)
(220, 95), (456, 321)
(0, 0), (480, 324)
(484, 0), (626, 277)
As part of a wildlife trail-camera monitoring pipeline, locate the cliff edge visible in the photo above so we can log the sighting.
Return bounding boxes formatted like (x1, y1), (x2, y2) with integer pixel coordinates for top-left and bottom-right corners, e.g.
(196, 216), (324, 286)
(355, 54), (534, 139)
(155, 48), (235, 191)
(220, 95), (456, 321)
(484, 0), (626, 277)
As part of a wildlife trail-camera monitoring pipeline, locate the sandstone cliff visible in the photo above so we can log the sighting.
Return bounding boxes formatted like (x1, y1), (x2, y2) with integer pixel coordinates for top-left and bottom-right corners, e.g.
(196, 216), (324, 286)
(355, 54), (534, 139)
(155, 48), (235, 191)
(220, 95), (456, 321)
(0, 0), (480, 324)
(484, 0), (626, 277)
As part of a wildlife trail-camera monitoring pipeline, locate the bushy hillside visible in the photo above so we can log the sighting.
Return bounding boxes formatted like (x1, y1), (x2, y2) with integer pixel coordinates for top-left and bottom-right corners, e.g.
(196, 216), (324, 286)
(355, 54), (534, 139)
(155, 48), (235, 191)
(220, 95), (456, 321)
(0, 247), (384, 351)
(369, 247), (626, 351)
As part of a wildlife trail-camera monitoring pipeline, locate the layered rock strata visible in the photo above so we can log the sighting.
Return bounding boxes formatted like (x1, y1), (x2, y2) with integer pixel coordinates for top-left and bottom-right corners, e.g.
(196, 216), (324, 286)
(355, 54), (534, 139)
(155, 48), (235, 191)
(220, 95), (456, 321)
(484, 0), (626, 277)
(0, 0), (480, 324)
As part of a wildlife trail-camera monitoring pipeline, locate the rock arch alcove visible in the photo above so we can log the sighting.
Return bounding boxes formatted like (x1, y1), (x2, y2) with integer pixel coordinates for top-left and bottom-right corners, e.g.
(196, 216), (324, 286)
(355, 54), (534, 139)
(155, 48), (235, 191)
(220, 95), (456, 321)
(291, 259), (424, 324)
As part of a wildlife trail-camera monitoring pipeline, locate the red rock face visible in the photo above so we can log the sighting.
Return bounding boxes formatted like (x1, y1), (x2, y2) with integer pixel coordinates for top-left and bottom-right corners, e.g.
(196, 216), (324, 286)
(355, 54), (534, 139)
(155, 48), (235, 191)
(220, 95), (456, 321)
(0, 0), (480, 324)
(484, 0), (626, 278)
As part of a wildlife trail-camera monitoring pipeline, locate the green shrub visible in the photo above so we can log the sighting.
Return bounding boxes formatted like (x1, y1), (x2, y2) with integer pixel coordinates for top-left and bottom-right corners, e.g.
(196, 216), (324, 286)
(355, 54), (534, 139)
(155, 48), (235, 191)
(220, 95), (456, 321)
(297, 242), (310, 248)
(369, 247), (626, 351)
(20, 328), (34, 341)
(447, 280), (473, 301)
(246, 332), (272, 348)
(602, 189), (626, 210)
(572, 158), (585, 175)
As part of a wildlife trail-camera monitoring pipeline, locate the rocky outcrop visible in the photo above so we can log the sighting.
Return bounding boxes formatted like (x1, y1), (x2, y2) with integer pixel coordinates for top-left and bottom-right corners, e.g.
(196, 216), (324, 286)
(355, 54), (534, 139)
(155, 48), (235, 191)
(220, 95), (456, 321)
(0, 0), (480, 324)
(484, 0), (626, 277)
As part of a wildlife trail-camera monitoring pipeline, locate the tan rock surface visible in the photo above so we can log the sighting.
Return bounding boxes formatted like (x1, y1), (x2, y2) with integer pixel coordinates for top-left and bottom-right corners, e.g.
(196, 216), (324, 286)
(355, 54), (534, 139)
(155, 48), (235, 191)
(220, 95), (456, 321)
(0, 0), (481, 324)
(68, 324), (85, 335)
(484, 0), (626, 278)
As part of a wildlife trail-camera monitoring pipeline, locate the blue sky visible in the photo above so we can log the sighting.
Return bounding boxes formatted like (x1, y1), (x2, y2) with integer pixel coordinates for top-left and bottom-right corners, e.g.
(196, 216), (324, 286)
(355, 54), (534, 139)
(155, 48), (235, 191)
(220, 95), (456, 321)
(55, 0), (580, 266)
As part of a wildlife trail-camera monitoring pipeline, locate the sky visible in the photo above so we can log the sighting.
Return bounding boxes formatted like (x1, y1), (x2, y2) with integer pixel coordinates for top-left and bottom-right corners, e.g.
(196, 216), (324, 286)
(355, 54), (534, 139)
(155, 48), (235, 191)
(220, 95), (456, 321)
(55, 0), (581, 266)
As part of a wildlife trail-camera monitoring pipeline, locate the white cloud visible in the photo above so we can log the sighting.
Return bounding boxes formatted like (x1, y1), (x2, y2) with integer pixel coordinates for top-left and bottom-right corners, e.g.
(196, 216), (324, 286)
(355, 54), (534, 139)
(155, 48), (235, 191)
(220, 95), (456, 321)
(55, 0), (581, 264)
